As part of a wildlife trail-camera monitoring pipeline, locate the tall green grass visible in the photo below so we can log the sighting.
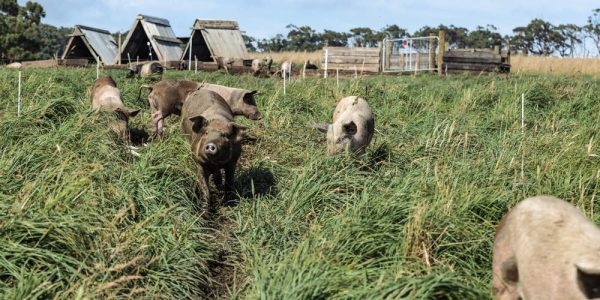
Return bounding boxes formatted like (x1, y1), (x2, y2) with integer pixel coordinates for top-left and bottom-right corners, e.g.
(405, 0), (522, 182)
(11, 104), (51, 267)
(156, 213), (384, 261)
(0, 68), (599, 299)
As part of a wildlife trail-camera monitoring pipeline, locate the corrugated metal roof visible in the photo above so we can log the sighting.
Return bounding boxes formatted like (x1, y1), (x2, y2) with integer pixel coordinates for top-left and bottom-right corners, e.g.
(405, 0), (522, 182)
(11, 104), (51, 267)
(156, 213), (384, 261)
(135, 14), (182, 62)
(138, 14), (170, 26)
(181, 19), (248, 61)
(62, 25), (118, 65)
(78, 25), (118, 65)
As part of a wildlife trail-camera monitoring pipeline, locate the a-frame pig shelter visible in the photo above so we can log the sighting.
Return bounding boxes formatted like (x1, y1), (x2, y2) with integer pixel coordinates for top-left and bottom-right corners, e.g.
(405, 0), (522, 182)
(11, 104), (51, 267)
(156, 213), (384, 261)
(117, 14), (183, 64)
(62, 25), (118, 65)
(181, 19), (248, 63)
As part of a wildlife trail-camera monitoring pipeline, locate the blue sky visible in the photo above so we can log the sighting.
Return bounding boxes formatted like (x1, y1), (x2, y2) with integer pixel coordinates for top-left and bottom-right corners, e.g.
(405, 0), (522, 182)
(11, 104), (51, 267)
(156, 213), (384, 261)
(23, 0), (600, 39)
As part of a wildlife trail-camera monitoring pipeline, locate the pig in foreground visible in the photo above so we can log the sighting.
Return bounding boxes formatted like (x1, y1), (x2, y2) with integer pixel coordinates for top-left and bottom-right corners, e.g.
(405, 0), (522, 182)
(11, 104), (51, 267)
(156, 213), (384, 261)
(91, 76), (140, 141)
(181, 89), (246, 202)
(127, 61), (163, 78)
(146, 80), (262, 137)
(492, 196), (600, 300)
(309, 96), (374, 154)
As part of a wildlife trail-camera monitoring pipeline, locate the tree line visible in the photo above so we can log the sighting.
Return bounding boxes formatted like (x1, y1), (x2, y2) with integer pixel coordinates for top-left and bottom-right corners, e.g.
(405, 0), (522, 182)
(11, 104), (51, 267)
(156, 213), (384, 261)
(245, 10), (600, 57)
(3, 0), (600, 62)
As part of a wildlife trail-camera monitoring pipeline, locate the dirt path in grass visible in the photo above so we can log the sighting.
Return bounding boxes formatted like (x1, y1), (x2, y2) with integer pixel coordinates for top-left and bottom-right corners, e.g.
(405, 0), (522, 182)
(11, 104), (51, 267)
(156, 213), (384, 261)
(203, 205), (242, 299)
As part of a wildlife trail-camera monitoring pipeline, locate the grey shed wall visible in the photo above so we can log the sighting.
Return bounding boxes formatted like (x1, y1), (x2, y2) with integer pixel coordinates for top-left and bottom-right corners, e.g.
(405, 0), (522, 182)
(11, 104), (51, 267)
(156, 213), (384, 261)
(118, 14), (182, 64)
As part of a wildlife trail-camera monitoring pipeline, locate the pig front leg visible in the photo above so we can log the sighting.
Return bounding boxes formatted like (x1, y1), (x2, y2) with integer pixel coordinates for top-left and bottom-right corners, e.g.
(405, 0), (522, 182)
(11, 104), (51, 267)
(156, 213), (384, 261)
(148, 94), (165, 138)
(212, 169), (223, 189)
(224, 163), (236, 191)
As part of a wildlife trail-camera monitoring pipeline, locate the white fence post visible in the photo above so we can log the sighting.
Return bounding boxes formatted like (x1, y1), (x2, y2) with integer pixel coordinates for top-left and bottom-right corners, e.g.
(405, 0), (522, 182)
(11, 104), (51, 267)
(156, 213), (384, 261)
(324, 48), (328, 78)
(17, 70), (21, 117)
(194, 55), (198, 73)
(521, 93), (525, 133)
(283, 68), (286, 95)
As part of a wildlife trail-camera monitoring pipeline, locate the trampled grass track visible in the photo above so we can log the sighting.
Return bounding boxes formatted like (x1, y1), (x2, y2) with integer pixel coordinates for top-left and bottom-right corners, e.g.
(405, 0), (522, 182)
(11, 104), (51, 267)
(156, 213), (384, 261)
(0, 67), (599, 299)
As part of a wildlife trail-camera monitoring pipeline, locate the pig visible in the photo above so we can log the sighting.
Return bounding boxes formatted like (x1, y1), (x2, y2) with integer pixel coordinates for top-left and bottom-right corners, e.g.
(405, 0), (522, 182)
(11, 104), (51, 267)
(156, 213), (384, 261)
(280, 60), (292, 79)
(304, 60), (318, 70)
(127, 61), (163, 78)
(181, 89), (246, 202)
(91, 76), (140, 141)
(492, 196), (600, 300)
(309, 96), (374, 154)
(6, 62), (22, 69)
(251, 58), (264, 76)
(265, 55), (273, 72)
(146, 80), (262, 137)
(200, 83), (263, 120)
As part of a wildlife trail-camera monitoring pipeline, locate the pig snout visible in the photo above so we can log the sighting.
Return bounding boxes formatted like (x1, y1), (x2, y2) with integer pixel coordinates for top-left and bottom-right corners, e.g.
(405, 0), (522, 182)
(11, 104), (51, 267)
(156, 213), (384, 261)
(204, 143), (218, 155)
(251, 111), (263, 120)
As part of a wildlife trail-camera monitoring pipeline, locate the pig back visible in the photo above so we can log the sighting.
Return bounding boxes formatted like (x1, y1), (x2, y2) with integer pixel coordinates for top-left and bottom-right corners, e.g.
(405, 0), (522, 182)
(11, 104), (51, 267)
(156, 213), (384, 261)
(333, 96), (374, 146)
(181, 89), (234, 136)
(91, 77), (123, 111)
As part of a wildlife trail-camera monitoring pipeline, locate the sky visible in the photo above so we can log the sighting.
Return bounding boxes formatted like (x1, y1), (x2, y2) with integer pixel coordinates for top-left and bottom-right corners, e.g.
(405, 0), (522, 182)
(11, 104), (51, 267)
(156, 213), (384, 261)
(21, 0), (600, 39)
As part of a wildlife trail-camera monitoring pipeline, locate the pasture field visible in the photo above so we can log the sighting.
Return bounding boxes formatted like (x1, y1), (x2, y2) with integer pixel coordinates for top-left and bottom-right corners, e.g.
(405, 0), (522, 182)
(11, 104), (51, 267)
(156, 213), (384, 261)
(1, 68), (599, 299)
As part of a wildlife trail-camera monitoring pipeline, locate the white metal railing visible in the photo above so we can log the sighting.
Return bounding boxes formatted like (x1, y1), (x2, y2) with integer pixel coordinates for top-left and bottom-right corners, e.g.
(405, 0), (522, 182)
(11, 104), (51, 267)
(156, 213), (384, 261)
(381, 36), (439, 72)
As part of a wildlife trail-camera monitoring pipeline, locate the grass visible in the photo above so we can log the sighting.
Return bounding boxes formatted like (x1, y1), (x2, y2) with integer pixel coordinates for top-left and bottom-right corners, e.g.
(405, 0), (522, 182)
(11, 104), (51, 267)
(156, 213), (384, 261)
(249, 50), (600, 75)
(0, 67), (599, 299)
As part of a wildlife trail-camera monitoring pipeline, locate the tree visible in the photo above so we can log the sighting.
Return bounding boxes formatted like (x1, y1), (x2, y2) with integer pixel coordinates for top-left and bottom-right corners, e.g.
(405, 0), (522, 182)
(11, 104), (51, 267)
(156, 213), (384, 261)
(380, 24), (409, 39)
(257, 34), (288, 52)
(349, 27), (379, 47)
(285, 24), (321, 51)
(413, 25), (469, 48)
(466, 25), (503, 48)
(0, 0), (46, 61)
(556, 24), (582, 57)
(38, 24), (72, 59)
(242, 32), (257, 52)
(512, 19), (562, 55)
(319, 29), (350, 47)
(584, 8), (600, 55)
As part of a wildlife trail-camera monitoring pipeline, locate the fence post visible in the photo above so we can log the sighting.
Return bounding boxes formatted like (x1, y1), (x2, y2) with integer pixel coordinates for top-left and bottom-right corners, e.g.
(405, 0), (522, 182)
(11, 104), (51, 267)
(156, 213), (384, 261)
(194, 55), (198, 73)
(429, 33), (435, 72)
(302, 60), (307, 79)
(189, 31), (193, 71)
(283, 67), (286, 95)
(17, 70), (21, 117)
(118, 33), (122, 65)
(324, 48), (328, 78)
(384, 39), (391, 71)
(438, 30), (445, 76)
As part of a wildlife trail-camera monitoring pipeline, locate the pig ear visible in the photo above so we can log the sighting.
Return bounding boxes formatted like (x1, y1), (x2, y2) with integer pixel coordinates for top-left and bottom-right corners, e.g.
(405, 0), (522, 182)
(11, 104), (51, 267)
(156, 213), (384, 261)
(500, 256), (519, 286)
(114, 107), (128, 121)
(249, 90), (259, 96)
(189, 115), (207, 133)
(308, 120), (329, 134)
(576, 264), (600, 298)
(127, 108), (141, 118)
(342, 121), (357, 135)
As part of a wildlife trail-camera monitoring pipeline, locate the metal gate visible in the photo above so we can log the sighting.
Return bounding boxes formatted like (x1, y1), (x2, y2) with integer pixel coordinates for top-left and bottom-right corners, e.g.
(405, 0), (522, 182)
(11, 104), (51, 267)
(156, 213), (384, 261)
(381, 36), (439, 72)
